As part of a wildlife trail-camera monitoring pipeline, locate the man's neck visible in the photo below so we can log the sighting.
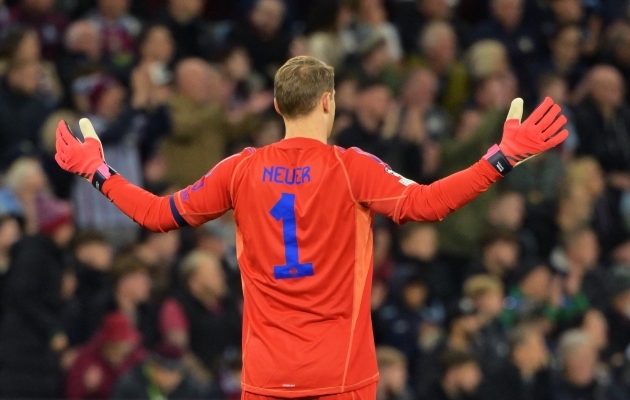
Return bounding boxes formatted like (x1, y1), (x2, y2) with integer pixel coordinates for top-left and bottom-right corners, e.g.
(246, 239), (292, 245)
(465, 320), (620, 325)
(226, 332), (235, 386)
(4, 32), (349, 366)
(283, 116), (328, 143)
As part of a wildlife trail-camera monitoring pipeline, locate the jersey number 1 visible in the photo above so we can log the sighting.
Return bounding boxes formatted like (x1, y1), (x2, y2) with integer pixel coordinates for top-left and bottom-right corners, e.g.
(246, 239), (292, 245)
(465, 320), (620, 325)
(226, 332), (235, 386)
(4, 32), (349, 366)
(269, 193), (314, 279)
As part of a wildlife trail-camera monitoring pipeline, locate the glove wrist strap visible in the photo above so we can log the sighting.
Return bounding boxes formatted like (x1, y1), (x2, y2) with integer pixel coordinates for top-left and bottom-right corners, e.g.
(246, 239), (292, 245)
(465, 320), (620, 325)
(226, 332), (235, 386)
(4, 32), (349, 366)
(483, 144), (513, 176)
(91, 163), (117, 192)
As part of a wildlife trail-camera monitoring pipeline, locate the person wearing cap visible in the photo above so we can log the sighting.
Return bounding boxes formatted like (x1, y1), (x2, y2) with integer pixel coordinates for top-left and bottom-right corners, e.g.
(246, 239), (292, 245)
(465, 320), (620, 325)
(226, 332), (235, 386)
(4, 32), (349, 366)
(0, 193), (74, 398)
(111, 342), (206, 400)
(65, 311), (146, 399)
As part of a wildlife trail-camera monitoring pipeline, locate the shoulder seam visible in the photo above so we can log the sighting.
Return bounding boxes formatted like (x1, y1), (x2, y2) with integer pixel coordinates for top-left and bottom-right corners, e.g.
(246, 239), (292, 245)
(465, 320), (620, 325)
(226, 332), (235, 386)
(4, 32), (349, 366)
(334, 146), (357, 204)
(230, 150), (256, 205)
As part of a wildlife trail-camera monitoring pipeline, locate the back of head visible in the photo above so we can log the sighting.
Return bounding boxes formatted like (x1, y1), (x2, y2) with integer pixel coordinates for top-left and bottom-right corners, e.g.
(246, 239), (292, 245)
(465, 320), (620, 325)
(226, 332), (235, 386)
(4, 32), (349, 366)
(274, 56), (334, 120)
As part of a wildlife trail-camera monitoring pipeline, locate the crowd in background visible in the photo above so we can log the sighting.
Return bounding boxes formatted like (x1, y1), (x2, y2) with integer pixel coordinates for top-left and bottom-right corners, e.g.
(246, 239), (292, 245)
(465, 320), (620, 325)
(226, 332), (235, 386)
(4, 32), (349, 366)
(1, 0), (630, 399)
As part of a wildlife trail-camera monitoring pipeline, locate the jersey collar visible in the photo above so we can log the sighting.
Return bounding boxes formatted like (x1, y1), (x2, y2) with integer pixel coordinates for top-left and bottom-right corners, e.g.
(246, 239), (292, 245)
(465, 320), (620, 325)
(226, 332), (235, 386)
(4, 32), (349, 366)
(274, 137), (329, 149)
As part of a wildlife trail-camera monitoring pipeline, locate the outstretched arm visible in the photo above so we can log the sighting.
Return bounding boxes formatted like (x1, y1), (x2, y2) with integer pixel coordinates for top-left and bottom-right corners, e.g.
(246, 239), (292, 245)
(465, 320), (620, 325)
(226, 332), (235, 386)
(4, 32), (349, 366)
(344, 97), (568, 223)
(55, 119), (243, 232)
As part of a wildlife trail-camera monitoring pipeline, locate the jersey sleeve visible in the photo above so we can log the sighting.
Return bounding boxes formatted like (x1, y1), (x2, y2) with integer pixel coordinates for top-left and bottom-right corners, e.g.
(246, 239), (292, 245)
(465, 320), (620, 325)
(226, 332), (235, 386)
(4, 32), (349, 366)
(340, 147), (502, 224)
(101, 150), (251, 231)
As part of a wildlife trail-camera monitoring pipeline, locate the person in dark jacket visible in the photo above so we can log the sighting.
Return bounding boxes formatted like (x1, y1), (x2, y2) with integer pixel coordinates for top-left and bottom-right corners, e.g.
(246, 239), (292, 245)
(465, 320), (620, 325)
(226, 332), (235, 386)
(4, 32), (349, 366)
(63, 229), (114, 346)
(111, 342), (205, 399)
(0, 195), (74, 398)
(551, 329), (628, 400)
(168, 250), (242, 375)
(485, 324), (553, 400)
(422, 350), (484, 400)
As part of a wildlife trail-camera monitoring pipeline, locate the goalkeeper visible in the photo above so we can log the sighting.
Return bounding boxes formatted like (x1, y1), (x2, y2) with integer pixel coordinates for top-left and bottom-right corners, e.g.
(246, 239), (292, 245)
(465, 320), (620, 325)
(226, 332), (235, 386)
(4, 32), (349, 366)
(55, 56), (567, 399)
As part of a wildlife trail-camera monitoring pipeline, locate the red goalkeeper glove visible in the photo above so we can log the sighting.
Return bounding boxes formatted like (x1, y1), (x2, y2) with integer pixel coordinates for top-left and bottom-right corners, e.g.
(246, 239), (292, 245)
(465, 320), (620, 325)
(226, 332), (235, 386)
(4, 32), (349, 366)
(55, 118), (116, 191)
(483, 97), (568, 175)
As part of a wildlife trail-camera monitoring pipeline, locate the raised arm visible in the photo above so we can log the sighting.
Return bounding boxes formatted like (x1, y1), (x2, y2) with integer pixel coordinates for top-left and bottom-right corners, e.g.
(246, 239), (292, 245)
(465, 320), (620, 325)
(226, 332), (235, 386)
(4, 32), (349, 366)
(54, 119), (243, 232)
(344, 97), (568, 223)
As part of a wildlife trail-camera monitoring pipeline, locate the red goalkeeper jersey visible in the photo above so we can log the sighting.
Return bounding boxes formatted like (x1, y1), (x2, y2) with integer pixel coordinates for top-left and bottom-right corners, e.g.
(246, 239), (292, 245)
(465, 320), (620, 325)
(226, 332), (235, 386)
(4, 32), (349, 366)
(101, 137), (501, 397)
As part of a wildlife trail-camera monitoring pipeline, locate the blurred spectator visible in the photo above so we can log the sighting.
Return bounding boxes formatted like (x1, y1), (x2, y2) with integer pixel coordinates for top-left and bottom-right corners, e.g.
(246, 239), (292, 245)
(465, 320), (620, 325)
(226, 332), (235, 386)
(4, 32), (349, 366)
(87, 0), (142, 78)
(350, 0), (403, 63)
(303, 0), (355, 70)
(351, 34), (402, 95)
(393, 0), (454, 55)
(0, 195), (73, 398)
(111, 342), (205, 399)
(0, 57), (52, 168)
(0, 0), (10, 37)
(606, 265), (630, 372)
(463, 274), (509, 374)
(160, 58), (254, 187)
(541, 24), (587, 93)
(0, 208), (22, 318)
(465, 39), (510, 81)
(545, 0), (602, 58)
(109, 252), (159, 350)
(228, 0), (291, 85)
(134, 228), (180, 302)
(466, 231), (519, 283)
(412, 21), (470, 118)
(421, 350), (483, 400)
(552, 329), (628, 400)
(579, 308), (609, 364)
(335, 79), (422, 181)
(397, 223), (455, 300)
(154, 0), (212, 62)
(63, 230), (114, 346)
(606, 22), (630, 104)
(65, 311), (146, 399)
(473, 0), (542, 102)
(488, 324), (552, 400)
(10, 0), (69, 61)
(1, 157), (48, 234)
(376, 346), (414, 400)
(71, 68), (167, 247)
(167, 250), (241, 374)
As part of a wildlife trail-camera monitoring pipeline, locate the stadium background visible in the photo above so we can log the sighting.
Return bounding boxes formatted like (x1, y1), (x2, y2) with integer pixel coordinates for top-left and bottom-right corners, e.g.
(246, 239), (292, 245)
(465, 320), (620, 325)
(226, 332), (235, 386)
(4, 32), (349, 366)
(0, 0), (630, 398)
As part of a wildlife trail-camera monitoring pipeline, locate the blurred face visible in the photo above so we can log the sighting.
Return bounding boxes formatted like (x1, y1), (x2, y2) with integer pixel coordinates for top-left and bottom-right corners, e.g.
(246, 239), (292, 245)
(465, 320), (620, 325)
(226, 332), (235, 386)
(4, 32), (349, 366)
(564, 343), (598, 386)
(168, 0), (204, 21)
(360, 86), (391, 120)
(582, 310), (608, 350)
(457, 362), (482, 394)
(492, 0), (523, 30)
(76, 242), (113, 271)
(420, 0), (451, 19)
(489, 192), (525, 230)
(520, 267), (552, 301)
(0, 218), (20, 251)
(486, 240), (518, 273)
(401, 226), (438, 261)
(613, 290), (630, 318)
(591, 68), (625, 108)
(475, 292), (504, 318)
(224, 48), (252, 81)
(403, 70), (437, 107)
(379, 363), (407, 394)
(567, 231), (599, 270)
(190, 258), (227, 300)
(552, 27), (581, 67)
(334, 79), (357, 111)
(98, 0), (129, 19)
(8, 60), (41, 95)
(403, 283), (428, 310)
(251, 0), (285, 37)
(102, 341), (135, 367)
(427, 29), (457, 68)
(152, 231), (180, 263)
(23, 0), (55, 13)
(551, 0), (583, 23)
(541, 79), (568, 104)
(150, 363), (183, 393)
(119, 270), (152, 303)
(97, 84), (126, 120)
(142, 26), (174, 64)
(17, 31), (41, 61)
(514, 331), (548, 371)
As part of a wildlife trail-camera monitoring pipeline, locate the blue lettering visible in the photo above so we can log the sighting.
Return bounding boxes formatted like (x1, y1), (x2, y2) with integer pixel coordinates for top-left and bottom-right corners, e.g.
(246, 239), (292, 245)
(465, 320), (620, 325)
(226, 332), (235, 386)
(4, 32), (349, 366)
(285, 167), (295, 184)
(302, 166), (311, 183)
(274, 167), (285, 183)
(262, 166), (273, 182)
(295, 167), (302, 184)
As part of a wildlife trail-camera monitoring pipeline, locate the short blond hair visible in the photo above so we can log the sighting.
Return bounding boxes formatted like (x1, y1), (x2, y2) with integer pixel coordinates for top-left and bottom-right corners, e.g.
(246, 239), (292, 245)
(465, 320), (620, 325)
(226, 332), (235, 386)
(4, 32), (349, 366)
(463, 274), (504, 299)
(376, 346), (407, 369)
(274, 56), (334, 119)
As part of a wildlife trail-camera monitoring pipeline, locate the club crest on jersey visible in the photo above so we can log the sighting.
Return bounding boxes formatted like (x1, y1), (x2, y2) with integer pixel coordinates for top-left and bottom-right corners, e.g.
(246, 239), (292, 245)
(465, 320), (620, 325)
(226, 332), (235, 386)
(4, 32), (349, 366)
(385, 167), (415, 186)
